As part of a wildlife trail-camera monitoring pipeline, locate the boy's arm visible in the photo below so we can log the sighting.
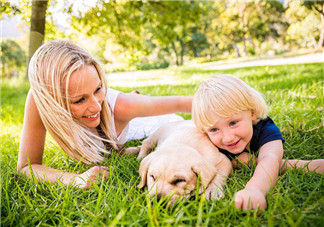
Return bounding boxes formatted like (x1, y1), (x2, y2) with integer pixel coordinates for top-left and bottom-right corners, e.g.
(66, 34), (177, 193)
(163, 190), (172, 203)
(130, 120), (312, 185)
(234, 140), (283, 210)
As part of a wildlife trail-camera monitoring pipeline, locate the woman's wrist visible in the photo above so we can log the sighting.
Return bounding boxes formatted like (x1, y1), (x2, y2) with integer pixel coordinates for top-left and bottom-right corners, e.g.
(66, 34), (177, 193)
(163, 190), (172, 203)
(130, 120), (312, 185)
(177, 96), (192, 113)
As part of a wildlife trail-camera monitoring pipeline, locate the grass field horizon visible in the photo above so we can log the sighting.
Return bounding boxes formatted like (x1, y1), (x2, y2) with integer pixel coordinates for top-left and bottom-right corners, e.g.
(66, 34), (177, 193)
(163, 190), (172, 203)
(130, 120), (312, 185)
(1, 62), (323, 226)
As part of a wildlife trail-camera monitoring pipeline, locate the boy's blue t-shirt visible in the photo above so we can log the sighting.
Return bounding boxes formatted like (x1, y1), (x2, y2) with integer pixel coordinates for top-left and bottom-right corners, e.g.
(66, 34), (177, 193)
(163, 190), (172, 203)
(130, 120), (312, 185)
(218, 117), (285, 159)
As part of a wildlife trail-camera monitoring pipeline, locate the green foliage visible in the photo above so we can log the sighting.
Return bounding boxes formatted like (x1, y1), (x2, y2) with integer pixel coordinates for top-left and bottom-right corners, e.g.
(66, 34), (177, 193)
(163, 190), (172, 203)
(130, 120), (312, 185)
(134, 60), (169, 71)
(70, 0), (206, 67)
(286, 1), (323, 49)
(68, 0), (292, 66)
(1, 62), (323, 226)
(1, 0), (32, 23)
(211, 1), (288, 57)
(0, 39), (27, 78)
(0, 0), (21, 19)
(303, 1), (324, 16)
(3, 0), (323, 70)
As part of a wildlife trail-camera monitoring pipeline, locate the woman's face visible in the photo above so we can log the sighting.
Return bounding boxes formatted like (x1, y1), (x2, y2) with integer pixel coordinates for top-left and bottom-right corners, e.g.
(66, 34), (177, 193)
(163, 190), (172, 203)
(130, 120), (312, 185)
(68, 64), (105, 129)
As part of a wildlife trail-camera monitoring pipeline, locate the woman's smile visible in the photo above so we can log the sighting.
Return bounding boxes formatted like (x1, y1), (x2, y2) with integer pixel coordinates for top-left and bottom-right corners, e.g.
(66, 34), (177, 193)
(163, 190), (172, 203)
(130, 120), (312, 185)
(83, 113), (100, 121)
(68, 64), (104, 129)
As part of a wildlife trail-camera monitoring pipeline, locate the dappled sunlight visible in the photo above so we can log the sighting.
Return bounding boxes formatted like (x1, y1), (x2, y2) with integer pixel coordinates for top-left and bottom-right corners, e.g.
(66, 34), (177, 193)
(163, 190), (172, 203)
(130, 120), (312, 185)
(106, 69), (208, 88)
(202, 53), (324, 70)
(0, 121), (22, 137)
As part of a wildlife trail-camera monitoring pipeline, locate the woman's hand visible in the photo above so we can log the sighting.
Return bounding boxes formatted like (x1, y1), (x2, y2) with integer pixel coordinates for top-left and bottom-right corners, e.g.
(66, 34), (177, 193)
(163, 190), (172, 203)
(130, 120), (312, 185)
(73, 166), (109, 189)
(234, 188), (267, 210)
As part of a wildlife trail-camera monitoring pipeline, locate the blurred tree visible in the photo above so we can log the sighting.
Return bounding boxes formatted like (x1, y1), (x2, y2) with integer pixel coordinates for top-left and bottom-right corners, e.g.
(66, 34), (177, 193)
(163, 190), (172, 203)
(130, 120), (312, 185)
(3, 0), (319, 72)
(2, 0), (52, 76)
(1, 39), (26, 77)
(187, 28), (208, 58)
(215, 0), (287, 57)
(246, 1), (287, 54)
(201, 1), (229, 58)
(28, 0), (49, 77)
(72, 0), (149, 66)
(286, 1), (321, 49)
(145, 0), (203, 65)
(0, 0), (21, 19)
(73, 0), (204, 66)
(303, 1), (324, 49)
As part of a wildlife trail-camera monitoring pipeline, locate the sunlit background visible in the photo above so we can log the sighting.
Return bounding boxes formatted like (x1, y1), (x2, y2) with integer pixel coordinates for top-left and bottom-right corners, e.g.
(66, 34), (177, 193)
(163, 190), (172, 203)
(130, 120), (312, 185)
(1, 0), (323, 78)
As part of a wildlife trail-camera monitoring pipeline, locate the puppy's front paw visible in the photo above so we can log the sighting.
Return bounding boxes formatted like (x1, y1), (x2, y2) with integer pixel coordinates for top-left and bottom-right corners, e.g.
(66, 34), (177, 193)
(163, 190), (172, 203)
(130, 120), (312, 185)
(137, 151), (148, 160)
(205, 184), (224, 201)
(123, 146), (141, 155)
(138, 146), (152, 159)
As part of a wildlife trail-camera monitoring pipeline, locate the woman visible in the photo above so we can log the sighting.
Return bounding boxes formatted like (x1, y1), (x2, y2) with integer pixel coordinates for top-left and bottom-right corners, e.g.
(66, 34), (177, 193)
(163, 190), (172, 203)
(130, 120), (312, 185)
(17, 40), (191, 188)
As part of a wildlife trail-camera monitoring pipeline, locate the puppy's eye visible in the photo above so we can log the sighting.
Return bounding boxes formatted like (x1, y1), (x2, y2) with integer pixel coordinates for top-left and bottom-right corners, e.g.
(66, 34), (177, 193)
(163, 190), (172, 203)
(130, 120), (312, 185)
(173, 178), (186, 185)
(150, 175), (156, 181)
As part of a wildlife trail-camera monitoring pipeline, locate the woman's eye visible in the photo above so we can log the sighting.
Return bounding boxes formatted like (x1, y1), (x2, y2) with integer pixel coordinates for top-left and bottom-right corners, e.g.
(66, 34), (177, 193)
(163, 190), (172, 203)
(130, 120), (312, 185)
(72, 98), (85, 104)
(95, 86), (102, 94)
(229, 121), (237, 126)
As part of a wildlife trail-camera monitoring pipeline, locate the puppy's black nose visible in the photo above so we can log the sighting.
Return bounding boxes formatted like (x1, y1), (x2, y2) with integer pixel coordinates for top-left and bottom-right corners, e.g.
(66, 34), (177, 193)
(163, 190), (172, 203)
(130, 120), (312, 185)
(156, 193), (162, 201)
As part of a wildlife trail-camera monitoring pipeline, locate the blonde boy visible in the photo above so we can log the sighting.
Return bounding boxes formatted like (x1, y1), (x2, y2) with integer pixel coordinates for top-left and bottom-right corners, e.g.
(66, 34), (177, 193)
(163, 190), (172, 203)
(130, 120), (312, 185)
(192, 74), (324, 210)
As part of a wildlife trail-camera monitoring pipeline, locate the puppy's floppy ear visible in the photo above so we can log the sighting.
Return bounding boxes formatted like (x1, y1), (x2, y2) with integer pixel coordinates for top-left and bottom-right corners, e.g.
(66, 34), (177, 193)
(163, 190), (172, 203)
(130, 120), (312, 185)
(191, 161), (216, 193)
(137, 154), (154, 189)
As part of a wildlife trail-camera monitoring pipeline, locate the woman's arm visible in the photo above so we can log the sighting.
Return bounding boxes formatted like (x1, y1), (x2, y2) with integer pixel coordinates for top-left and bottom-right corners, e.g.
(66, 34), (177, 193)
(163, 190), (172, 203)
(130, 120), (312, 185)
(17, 90), (108, 188)
(114, 93), (192, 134)
(18, 90), (46, 173)
(234, 140), (283, 210)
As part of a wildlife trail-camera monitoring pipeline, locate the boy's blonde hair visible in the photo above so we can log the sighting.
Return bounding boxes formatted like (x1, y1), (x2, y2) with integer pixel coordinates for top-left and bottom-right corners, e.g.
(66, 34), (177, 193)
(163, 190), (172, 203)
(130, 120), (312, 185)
(192, 74), (267, 132)
(28, 40), (118, 165)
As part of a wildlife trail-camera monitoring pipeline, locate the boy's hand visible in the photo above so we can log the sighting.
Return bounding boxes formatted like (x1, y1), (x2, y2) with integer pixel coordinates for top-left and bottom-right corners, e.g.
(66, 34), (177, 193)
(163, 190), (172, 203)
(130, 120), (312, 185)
(73, 166), (109, 189)
(234, 188), (267, 210)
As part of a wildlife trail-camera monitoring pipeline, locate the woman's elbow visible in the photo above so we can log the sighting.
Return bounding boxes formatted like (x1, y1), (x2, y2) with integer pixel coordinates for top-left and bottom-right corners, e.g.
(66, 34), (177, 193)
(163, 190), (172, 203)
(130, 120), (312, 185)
(17, 161), (28, 173)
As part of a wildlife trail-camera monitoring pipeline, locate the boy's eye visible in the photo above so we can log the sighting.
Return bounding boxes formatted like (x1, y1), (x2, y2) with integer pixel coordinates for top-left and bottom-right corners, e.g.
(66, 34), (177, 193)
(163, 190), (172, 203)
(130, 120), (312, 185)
(229, 121), (237, 126)
(210, 128), (219, 132)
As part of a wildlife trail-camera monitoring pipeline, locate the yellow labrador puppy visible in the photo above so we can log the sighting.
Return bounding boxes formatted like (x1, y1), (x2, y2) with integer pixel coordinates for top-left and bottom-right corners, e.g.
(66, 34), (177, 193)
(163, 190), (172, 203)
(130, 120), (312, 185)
(136, 120), (232, 204)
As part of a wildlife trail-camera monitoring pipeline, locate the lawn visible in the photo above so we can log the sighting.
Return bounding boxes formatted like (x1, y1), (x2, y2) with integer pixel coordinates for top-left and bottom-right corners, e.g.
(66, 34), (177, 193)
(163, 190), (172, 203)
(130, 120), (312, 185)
(1, 62), (323, 226)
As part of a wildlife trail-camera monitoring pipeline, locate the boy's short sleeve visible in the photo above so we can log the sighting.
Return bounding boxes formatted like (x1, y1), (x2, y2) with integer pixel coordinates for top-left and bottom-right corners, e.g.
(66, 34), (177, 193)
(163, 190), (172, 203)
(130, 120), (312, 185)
(250, 117), (285, 152)
(217, 117), (284, 160)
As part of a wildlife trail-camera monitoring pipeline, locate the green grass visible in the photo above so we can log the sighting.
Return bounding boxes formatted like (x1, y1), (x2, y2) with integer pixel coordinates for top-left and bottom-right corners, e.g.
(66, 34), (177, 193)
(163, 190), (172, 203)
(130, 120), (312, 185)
(1, 63), (323, 226)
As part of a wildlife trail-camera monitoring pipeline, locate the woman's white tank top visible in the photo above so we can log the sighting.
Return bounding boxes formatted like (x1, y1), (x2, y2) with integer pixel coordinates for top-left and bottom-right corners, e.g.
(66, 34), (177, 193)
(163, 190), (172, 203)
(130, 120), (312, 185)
(106, 88), (183, 146)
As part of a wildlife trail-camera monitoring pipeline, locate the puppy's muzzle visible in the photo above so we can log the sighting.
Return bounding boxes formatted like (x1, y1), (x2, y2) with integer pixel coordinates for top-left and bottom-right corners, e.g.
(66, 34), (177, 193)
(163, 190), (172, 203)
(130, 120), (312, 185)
(156, 193), (162, 201)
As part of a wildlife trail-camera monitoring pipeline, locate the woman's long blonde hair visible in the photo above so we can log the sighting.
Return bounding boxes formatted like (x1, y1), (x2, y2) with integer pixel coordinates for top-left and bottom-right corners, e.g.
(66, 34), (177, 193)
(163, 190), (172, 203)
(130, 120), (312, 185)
(28, 40), (118, 165)
(192, 74), (268, 132)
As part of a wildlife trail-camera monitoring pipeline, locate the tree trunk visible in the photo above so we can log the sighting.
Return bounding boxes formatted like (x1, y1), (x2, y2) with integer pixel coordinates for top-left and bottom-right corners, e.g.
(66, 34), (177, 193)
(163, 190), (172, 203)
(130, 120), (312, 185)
(242, 33), (248, 57)
(251, 39), (257, 55)
(27, 0), (48, 78)
(171, 42), (179, 66)
(180, 39), (185, 65)
(233, 44), (241, 57)
(240, 2), (248, 57)
(317, 13), (324, 49)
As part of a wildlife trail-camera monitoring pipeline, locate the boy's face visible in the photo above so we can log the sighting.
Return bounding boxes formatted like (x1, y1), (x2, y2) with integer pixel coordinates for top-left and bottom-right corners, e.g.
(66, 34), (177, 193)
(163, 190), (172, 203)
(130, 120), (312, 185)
(205, 110), (256, 154)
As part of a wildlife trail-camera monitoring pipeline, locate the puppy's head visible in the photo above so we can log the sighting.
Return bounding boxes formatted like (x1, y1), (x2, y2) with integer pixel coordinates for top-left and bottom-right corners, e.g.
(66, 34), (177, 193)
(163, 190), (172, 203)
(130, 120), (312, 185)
(138, 145), (216, 204)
